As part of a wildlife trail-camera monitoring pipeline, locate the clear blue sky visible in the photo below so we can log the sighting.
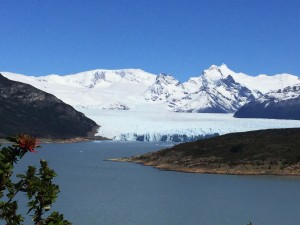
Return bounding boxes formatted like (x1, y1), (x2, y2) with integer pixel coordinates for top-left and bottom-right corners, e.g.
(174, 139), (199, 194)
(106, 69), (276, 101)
(0, 0), (299, 81)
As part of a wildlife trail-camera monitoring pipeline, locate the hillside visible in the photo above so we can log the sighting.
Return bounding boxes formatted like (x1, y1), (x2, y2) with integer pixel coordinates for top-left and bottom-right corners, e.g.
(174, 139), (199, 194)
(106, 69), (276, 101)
(119, 128), (300, 175)
(0, 74), (100, 139)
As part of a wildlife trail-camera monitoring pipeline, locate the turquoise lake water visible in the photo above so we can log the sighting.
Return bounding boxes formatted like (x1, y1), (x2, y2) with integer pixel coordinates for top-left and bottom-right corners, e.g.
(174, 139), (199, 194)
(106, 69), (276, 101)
(14, 141), (300, 225)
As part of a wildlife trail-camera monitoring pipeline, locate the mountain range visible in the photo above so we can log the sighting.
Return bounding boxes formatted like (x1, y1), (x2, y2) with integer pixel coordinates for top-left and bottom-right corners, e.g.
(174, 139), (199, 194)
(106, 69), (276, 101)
(2, 64), (300, 115)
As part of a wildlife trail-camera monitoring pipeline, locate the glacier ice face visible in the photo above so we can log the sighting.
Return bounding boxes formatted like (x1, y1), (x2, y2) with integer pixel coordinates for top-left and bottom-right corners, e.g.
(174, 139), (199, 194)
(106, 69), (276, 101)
(85, 109), (300, 141)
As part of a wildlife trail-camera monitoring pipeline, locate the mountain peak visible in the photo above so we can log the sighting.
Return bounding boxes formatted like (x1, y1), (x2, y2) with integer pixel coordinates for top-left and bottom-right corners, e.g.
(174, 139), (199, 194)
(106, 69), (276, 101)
(202, 64), (236, 82)
(204, 66), (226, 81)
(208, 63), (229, 71)
(219, 63), (229, 70)
(157, 72), (172, 77)
(156, 73), (181, 86)
(208, 64), (219, 70)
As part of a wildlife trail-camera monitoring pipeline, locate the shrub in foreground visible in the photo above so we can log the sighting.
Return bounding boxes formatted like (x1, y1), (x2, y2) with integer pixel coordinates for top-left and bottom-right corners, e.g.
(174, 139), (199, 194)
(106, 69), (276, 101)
(0, 134), (71, 225)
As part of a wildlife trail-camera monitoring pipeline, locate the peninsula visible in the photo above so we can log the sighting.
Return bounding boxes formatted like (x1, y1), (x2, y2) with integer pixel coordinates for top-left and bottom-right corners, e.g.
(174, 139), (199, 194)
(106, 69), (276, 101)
(115, 128), (300, 176)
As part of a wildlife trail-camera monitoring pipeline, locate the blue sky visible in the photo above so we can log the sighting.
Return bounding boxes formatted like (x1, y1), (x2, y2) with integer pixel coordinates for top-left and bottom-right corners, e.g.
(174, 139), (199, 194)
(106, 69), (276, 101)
(0, 0), (299, 82)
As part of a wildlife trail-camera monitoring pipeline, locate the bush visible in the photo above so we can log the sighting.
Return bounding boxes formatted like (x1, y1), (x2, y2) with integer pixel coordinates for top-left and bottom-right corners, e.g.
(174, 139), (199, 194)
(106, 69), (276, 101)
(230, 143), (244, 153)
(0, 134), (71, 225)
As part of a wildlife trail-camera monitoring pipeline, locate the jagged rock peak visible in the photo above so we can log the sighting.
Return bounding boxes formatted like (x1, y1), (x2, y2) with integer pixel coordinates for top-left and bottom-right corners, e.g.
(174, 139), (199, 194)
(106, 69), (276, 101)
(208, 63), (229, 71)
(202, 64), (234, 81)
(155, 73), (182, 86)
(143, 73), (186, 102)
(265, 83), (300, 101)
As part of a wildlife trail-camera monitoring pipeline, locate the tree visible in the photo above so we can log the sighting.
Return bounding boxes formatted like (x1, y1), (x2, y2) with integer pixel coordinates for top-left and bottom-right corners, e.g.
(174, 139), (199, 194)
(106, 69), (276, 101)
(0, 134), (71, 225)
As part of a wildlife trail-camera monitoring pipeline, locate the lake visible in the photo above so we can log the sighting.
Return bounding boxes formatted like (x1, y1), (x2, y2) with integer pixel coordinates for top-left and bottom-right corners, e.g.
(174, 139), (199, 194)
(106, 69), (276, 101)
(14, 141), (300, 225)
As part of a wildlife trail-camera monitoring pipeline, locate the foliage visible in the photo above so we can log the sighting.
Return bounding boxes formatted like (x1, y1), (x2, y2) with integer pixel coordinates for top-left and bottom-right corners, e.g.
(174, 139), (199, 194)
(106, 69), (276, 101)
(0, 135), (71, 225)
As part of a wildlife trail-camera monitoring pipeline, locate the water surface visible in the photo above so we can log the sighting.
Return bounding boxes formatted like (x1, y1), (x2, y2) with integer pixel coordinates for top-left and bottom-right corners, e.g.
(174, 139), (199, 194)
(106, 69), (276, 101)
(15, 142), (300, 225)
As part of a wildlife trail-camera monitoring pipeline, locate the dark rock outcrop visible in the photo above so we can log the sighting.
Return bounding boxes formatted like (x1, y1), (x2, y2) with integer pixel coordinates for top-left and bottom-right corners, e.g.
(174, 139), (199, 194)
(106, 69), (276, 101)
(0, 74), (99, 139)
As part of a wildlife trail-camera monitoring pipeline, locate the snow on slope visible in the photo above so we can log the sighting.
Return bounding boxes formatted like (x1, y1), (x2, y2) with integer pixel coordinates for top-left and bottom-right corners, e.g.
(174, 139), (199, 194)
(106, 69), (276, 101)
(265, 84), (300, 101)
(171, 64), (299, 113)
(143, 73), (186, 102)
(207, 64), (300, 94)
(2, 69), (156, 110)
(184, 64), (300, 95)
(177, 74), (256, 113)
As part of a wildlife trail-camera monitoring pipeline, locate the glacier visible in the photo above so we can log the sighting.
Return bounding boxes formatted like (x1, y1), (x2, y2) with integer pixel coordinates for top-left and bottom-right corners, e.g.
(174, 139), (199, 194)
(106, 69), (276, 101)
(82, 107), (300, 141)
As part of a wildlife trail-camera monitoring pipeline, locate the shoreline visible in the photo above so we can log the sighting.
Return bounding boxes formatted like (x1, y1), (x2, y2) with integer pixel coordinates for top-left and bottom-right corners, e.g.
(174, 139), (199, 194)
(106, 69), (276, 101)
(0, 136), (111, 144)
(109, 158), (300, 176)
(0, 125), (111, 144)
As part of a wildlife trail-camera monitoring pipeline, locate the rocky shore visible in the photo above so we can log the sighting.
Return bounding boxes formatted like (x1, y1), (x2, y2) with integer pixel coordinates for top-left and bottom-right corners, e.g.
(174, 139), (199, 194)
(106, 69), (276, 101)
(112, 157), (300, 176)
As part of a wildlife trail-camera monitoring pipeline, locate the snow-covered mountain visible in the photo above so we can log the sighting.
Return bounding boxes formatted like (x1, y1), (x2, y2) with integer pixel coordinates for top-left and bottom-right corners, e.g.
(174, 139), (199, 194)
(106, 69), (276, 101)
(177, 64), (299, 113)
(204, 64), (300, 94)
(175, 74), (256, 113)
(2, 65), (300, 141)
(234, 84), (300, 120)
(144, 64), (299, 113)
(144, 73), (186, 102)
(142, 69), (257, 113)
(143, 73), (188, 110)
